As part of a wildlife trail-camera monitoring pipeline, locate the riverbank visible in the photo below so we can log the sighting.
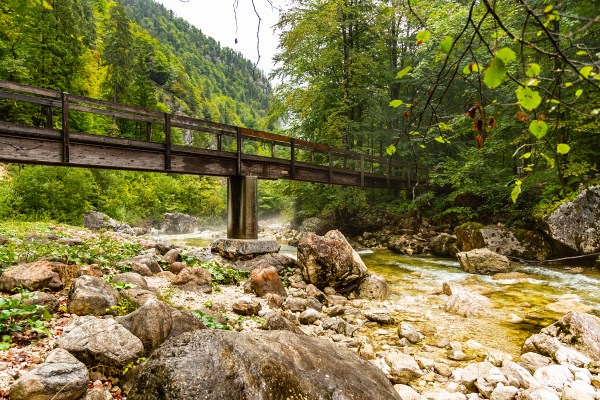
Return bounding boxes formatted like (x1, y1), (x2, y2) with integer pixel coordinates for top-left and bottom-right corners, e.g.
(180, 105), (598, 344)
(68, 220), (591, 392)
(0, 223), (599, 399)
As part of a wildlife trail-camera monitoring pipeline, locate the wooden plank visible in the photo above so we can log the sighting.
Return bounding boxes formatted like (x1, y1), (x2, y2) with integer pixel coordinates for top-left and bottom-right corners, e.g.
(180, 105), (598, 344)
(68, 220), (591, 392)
(0, 121), (60, 139)
(0, 80), (60, 98)
(70, 104), (162, 125)
(0, 90), (60, 108)
(171, 114), (237, 134)
(69, 132), (165, 151)
(69, 94), (164, 118)
(170, 120), (227, 137)
(69, 144), (166, 171)
(0, 136), (63, 164)
(61, 93), (70, 163)
(172, 154), (237, 176)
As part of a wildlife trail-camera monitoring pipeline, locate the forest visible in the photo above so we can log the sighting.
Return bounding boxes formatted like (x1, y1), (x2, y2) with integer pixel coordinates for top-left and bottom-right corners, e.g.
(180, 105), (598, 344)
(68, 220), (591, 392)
(0, 0), (599, 230)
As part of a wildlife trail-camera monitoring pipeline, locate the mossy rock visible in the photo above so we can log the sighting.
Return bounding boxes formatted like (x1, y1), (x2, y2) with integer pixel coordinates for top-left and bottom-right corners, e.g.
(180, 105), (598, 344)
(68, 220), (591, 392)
(455, 222), (485, 252)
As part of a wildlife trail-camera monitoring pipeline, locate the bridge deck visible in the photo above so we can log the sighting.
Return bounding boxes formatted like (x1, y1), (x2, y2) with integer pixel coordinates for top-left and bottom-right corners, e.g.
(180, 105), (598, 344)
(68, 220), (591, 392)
(0, 80), (425, 189)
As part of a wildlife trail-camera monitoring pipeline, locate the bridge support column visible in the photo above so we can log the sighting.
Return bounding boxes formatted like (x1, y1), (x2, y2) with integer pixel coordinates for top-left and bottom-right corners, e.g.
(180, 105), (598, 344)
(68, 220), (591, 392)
(227, 176), (258, 239)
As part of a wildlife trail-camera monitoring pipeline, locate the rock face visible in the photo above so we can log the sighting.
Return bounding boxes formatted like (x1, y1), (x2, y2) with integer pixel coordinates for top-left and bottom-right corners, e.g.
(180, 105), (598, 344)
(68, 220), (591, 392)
(57, 316), (144, 368)
(457, 248), (513, 275)
(83, 211), (133, 235)
(127, 329), (400, 400)
(161, 212), (201, 234)
(540, 185), (600, 255)
(522, 311), (600, 363)
(211, 239), (280, 259)
(443, 282), (492, 317)
(297, 230), (368, 292)
(455, 223), (551, 261)
(9, 348), (89, 400)
(298, 216), (335, 235)
(116, 298), (173, 353)
(0, 260), (63, 292)
(68, 275), (119, 316)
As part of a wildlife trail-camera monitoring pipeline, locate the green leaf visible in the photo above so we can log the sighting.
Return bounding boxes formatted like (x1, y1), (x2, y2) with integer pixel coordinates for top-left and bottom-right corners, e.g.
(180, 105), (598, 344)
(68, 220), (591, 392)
(529, 120), (548, 140)
(484, 57), (507, 89)
(416, 30), (431, 44)
(389, 99), (404, 108)
(523, 152), (531, 159)
(575, 89), (583, 97)
(544, 5), (553, 13)
(434, 136), (446, 143)
(440, 36), (453, 54)
(576, 50), (588, 56)
(526, 63), (541, 78)
(516, 86), (542, 111)
(496, 47), (516, 64)
(580, 66), (593, 79)
(395, 66), (413, 79)
(564, 82), (573, 87)
(511, 181), (522, 203)
(438, 122), (453, 132)
(557, 143), (571, 155)
(419, 144), (426, 149)
(386, 145), (397, 156)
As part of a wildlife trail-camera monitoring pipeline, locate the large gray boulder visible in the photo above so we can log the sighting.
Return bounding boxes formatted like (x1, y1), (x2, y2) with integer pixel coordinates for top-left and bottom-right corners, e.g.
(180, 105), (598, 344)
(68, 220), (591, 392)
(350, 273), (389, 300)
(68, 275), (119, 316)
(211, 239), (280, 260)
(161, 212), (201, 234)
(84, 211), (134, 235)
(297, 230), (368, 292)
(57, 316), (144, 368)
(9, 348), (88, 400)
(540, 185), (600, 255)
(116, 298), (173, 354)
(455, 223), (551, 261)
(171, 267), (212, 293)
(522, 311), (600, 364)
(127, 329), (401, 400)
(457, 248), (513, 274)
(0, 261), (63, 292)
(430, 233), (458, 257)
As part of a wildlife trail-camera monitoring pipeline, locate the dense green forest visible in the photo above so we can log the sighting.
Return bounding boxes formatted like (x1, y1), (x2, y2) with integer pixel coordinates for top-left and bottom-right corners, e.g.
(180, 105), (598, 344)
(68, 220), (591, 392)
(0, 0), (598, 229)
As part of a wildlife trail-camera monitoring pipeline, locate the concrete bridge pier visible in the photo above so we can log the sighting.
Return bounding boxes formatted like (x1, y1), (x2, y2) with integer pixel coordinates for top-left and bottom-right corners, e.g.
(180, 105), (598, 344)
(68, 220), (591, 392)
(227, 176), (258, 239)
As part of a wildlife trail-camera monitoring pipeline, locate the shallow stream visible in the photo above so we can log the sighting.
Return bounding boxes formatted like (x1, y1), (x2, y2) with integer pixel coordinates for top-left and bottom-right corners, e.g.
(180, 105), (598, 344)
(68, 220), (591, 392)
(175, 233), (600, 356)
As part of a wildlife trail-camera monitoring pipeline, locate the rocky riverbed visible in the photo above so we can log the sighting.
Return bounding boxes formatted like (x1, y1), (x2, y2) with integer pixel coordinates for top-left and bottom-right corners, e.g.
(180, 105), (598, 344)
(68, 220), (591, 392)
(0, 223), (600, 400)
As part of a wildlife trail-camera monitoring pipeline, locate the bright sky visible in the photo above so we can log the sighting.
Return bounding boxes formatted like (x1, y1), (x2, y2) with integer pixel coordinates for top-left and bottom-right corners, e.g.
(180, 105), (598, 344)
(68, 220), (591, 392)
(154, 0), (284, 75)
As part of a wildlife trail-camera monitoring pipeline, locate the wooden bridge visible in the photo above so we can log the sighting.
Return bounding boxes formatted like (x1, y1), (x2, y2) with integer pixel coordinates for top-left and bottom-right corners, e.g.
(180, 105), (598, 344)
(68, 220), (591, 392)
(0, 80), (423, 239)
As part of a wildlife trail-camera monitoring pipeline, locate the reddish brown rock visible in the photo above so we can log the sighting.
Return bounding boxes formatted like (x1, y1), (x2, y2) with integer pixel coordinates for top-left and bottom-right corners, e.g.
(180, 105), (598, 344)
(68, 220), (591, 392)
(250, 267), (287, 298)
(172, 267), (212, 293)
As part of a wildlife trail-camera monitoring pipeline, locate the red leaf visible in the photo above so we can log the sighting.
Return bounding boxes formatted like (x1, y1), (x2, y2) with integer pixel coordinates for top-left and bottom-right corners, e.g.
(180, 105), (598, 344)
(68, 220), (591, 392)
(467, 105), (477, 118)
(489, 116), (496, 130)
(515, 111), (529, 124)
(468, 63), (474, 73)
(417, 39), (423, 45)
(473, 119), (483, 131)
(403, 111), (409, 119)
(476, 134), (484, 149)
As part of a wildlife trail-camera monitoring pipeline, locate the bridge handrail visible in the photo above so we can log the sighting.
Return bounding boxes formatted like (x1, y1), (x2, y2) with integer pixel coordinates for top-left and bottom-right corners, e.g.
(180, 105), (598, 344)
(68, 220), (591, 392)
(0, 80), (423, 182)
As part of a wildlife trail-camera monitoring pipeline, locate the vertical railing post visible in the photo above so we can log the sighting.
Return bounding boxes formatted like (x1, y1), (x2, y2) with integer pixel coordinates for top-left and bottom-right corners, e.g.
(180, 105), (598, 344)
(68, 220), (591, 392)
(61, 93), (70, 163)
(146, 122), (152, 142)
(328, 147), (333, 184)
(290, 138), (296, 180)
(217, 134), (222, 152)
(271, 140), (275, 158)
(236, 127), (242, 175)
(45, 106), (53, 128)
(164, 113), (171, 170)
(360, 154), (365, 188)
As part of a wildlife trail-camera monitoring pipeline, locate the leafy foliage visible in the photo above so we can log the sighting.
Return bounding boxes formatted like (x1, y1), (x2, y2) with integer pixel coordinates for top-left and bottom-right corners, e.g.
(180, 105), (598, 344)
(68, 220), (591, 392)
(0, 290), (51, 350)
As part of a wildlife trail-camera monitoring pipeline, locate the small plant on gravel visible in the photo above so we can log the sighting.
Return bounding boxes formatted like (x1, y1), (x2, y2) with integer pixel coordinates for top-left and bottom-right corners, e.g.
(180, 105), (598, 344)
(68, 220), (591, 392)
(106, 297), (137, 316)
(193, 310), (232, 330)
(102, 275), (137, 291)
(0, 290), (51, 350)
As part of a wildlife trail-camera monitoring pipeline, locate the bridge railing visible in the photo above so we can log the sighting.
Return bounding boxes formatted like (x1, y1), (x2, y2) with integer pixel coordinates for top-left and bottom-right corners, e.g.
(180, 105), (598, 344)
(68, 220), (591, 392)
(0, 80), (425, 186)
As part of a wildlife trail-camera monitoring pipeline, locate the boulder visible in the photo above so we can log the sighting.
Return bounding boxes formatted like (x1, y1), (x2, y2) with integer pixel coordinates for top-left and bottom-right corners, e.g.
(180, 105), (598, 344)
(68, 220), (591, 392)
(298, 308), (322, 325)
(455, 223), (551, 261)
(232, 253), (296, 272)
(394, 384), (422, 400)
(0, 260), (63, 292)
(539, 185), (600, 255)
(533, 364), (573, 390)
(430, 233), (458, 257)
(231, 297), (262, 316)
(168, 262), (187, 275)
(9, 348), (88, 400)
(351, 273), (389, 300)
(211, 238), (280, 259)
(10, 291), (59, 313)
(116, 298), (173, 353)
(518, 352), (554, 374)
(171, 267), (212, 293)
(384, 351), (424, 384)
(162, 248), (181, 264)
(127, 255), (162, 275)
(457, 248), (513, 274)
(126, 329), (401, 400)
(168, 310), (206, 339)
(111, 272), (148, 290)
(249, 266), (287, 297)
(522, 311), (600, 363)
(298, 217), (335, 235)
(83, 211), (134, 235)
(387, 235), (427, 255)
(297, 230), (368, 292)
(399, 322), (424, 344)
(501, 361), (538, 389)
(68, 275), (119, 316)
(261, 311), (304, 335)
(161, 212), (201, 234)
(443, 282), (492, 317)
(57, 316), (144, 369)
(364, 309), (396, 325)
(515, 387), (559, 400)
